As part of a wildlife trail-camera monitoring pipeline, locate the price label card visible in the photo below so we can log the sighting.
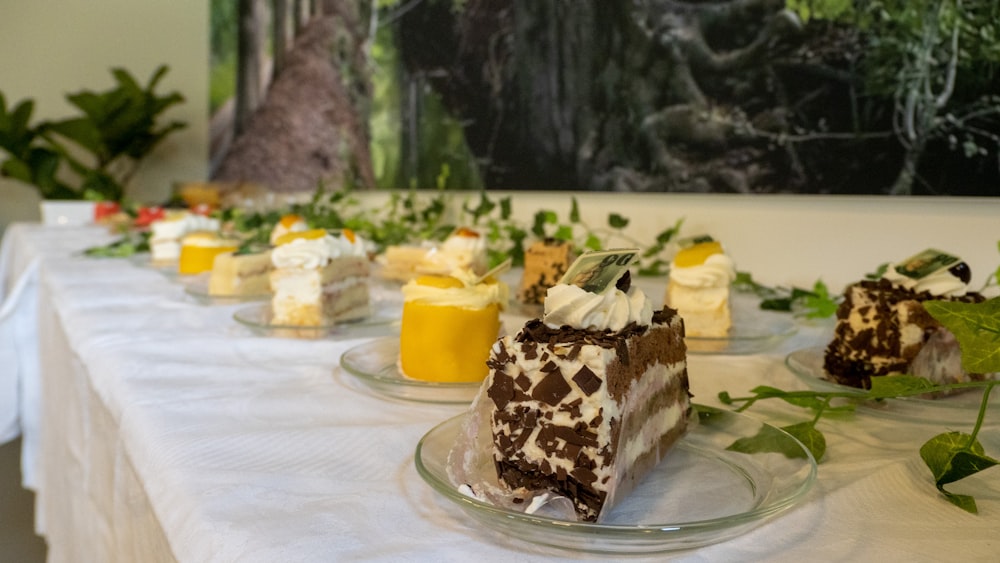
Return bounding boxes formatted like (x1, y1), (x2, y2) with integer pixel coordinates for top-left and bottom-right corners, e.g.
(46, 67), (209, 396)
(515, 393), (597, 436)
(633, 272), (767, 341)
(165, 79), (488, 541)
(559, 249), (639, 293)
(893, 249), (961, 280)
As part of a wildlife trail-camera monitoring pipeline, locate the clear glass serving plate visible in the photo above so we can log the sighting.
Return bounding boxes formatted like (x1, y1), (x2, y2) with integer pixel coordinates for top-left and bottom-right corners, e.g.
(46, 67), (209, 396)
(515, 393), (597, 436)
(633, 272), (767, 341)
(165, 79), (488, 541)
(233, 302), (400, 339)
(183, 274), (270, 304)
(785, 346), (1000, 425)
(415, 408), (817, 555)
(684, 292), (798, 355)
(340, 338), (482, 403)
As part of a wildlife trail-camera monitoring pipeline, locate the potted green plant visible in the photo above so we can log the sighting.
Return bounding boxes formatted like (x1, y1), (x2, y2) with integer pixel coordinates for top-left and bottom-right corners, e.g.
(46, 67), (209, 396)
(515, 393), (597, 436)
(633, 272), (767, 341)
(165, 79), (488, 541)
(0, 65), (186, 224)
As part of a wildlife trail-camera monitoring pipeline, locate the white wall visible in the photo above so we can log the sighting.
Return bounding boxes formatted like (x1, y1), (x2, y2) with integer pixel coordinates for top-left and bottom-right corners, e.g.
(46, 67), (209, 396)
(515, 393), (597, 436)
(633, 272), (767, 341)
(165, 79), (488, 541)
(0, 0), (209, 232)
(1, 3), (996, 293)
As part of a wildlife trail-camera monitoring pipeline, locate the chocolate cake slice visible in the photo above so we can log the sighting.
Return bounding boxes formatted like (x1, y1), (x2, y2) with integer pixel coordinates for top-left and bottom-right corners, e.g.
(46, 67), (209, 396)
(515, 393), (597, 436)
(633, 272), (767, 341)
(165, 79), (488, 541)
(485, 306), (690, 522)
(823, 278), (984, 390)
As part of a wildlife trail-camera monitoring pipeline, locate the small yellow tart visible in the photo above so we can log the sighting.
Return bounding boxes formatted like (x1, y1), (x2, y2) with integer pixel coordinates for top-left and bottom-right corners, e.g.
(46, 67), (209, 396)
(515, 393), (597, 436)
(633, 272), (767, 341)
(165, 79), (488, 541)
(178, 232), (239, 275)
(673, 241), (724, 268)
(399, 274), (502, 383)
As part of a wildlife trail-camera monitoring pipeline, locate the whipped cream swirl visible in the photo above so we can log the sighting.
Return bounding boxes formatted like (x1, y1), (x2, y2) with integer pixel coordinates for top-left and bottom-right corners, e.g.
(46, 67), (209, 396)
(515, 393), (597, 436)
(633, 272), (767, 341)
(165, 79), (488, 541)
(882, 263), (968, 297)
(669, 253), (736, 288)
(543, 280), (653, 332)
(272, 232), (366, 270)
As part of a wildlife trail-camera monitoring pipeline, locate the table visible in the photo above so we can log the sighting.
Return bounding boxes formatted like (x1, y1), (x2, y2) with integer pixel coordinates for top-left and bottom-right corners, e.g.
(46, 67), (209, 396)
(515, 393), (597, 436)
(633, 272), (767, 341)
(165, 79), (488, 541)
(1, 223), (997, 562)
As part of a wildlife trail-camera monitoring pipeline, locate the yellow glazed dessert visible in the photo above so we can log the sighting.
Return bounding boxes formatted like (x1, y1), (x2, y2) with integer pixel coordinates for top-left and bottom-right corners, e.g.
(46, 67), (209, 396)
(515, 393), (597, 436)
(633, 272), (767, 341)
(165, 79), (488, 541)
(178, 232), (239, 275)
(399, 271), (508, 383)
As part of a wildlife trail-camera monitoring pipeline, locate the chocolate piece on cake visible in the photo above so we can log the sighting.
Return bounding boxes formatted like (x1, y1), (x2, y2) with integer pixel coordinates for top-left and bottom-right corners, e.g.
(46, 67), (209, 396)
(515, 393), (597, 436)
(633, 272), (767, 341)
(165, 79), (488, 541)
(822, 278), (984, 389)
(517, 239), (576, 305)
(485, 307), (690, 522)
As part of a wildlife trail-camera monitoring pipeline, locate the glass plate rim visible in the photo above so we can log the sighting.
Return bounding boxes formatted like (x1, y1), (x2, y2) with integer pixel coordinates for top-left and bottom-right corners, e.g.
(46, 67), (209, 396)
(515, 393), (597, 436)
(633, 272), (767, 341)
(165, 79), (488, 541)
(785, 346), (999, 414)
(340, 337), (483, 391)
(414, 408), (817, 549)
(183, 274), (271, 303)
(685, 315), (798, 343)
(233, 302), (398, 331)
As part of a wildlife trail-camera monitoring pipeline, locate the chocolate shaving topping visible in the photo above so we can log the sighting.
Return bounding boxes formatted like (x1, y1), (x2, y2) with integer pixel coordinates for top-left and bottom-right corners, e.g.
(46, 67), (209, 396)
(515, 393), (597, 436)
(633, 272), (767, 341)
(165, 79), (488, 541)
(531, 370), (572, 406)
(487, 370), (515, 410)
(572, 365), (602, 396)
(616, 270), (631, 293)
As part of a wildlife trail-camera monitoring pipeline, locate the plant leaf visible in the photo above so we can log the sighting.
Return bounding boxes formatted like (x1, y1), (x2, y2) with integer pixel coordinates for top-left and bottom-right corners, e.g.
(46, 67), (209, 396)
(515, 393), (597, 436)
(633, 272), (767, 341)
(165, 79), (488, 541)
(726, 423), (811, 460)
(920, 431), (998, 485)
(868, 375), (936, 399)
(608, 213), (629, 229)
(569, 196), (580, 223)
(780, 422), (826, 461)
(924, 298), (1000, 373)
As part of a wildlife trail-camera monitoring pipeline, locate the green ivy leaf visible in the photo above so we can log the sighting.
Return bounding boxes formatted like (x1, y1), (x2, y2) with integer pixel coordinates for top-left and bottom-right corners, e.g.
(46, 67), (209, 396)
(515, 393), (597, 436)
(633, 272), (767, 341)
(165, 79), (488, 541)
(923, 298), (1000, 374)
(780, 422), (826, 461)
(920, 431), (999, 513)
(584, 233), (602, 251)
(726, 423), (811, 460)
(608, 213), (629, 229)
(868, 375), (936, 399)
(569, 196), (580, 223)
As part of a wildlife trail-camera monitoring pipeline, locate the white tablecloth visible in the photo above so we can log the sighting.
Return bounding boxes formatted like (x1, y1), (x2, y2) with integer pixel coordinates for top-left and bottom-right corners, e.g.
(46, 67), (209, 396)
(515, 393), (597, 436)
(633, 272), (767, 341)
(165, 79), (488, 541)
(1, 222), (998, 562)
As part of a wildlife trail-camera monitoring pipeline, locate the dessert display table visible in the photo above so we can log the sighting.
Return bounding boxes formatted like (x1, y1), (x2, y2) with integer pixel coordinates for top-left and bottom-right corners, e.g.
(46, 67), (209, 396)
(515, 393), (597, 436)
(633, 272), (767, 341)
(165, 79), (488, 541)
(1, 222), (996, 562)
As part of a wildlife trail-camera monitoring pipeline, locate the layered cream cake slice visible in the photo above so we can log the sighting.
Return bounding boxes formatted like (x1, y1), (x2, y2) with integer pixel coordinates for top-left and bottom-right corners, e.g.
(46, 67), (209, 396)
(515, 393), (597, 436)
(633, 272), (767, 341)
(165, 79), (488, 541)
(484, 254), (690, 522)
(269, 229), (370, 326)
(208, 248), (273, 296)
(665, 237), (736, 337)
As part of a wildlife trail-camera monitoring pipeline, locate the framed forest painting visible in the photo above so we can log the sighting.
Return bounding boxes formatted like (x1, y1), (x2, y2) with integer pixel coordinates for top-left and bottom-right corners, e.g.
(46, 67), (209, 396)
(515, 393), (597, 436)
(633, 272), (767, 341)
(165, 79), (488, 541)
(210, 0), (1000, 196)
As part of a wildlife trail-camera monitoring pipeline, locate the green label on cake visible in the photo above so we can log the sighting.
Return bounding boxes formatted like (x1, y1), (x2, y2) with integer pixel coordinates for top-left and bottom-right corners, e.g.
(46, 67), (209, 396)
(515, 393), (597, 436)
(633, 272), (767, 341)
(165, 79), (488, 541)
(559, 249), (638, 293)
(676, 234), (715, 249)
(893, 249), (960, 280)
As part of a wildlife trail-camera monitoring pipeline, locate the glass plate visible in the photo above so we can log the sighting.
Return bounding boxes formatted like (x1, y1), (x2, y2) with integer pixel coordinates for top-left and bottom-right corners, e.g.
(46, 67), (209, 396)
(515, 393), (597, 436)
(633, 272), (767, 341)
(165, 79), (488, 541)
(415, 408), (816, 555)
(785, 346), (1000, 424)
(340, 338), (482, 403)
(128, 252), (178, 278)
(685, 298), (797, 355)
(233, 302), (400, 339)
(183, 274), (270, 304)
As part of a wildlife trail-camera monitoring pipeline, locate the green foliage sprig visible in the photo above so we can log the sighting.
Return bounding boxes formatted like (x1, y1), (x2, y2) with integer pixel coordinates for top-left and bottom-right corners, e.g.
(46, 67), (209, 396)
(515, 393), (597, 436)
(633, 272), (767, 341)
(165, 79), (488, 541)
(720, 295), (1000, 514)
(734, 271), (841, 319)
(0, 65), (186, 201)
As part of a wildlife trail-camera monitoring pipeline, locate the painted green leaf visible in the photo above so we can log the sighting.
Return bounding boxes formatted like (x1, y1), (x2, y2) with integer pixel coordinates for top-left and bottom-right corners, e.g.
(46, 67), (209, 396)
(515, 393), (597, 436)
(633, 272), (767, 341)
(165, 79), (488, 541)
(924, 297), (1000, 374)
(569, 196), (580, 223)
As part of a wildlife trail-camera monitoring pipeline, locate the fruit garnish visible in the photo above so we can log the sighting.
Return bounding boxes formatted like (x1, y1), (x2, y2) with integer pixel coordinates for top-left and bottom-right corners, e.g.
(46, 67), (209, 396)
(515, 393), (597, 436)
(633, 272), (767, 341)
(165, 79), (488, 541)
(94, 201), (121, 221)
(279, 214), (305, 228)
(415, 275), (464, 289)
(674, 241), (723, 267)
(134, 206), (166, 227)
(274, 228), (327, 246)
